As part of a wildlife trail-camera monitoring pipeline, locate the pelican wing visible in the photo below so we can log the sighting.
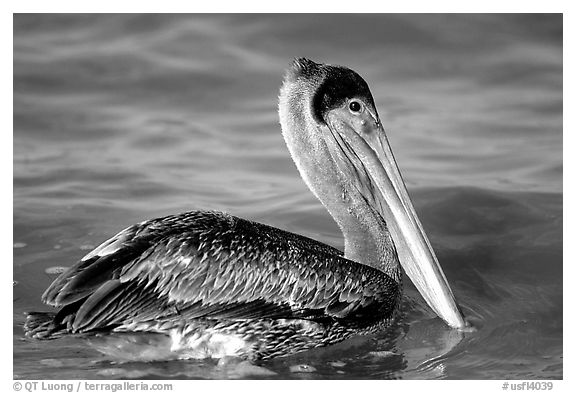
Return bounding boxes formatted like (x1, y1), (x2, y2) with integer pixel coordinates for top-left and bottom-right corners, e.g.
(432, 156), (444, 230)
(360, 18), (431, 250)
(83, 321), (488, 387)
(42, 211), (399, 333)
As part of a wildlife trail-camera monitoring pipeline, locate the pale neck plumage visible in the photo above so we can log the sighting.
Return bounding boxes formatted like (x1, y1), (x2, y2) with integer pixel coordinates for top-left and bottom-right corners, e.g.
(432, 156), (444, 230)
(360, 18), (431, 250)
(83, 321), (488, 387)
(278, 78), (400, 282)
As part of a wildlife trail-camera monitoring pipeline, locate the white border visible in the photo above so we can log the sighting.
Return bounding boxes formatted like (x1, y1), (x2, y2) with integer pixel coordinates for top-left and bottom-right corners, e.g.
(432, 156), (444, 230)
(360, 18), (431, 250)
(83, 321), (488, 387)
(5, 2), (570, 389)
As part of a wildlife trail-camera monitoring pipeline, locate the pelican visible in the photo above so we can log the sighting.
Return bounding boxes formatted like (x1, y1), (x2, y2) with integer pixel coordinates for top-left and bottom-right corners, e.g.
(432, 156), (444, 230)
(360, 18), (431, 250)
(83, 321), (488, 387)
(24, 58), (466, 361)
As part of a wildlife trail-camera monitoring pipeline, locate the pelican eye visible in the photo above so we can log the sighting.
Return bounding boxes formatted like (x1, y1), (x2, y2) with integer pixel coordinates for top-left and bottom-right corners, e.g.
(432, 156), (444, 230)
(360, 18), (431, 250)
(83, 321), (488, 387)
(348, 100), (362, 113)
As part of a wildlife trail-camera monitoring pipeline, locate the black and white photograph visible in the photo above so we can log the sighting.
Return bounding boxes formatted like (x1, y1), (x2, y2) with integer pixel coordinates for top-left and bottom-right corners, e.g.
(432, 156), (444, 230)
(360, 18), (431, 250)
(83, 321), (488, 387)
(13, 12), (563, 381)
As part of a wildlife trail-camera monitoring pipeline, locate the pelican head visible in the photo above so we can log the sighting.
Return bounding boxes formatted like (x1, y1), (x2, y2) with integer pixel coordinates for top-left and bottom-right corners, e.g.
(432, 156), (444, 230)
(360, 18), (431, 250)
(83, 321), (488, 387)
(279, 58), (466, 329)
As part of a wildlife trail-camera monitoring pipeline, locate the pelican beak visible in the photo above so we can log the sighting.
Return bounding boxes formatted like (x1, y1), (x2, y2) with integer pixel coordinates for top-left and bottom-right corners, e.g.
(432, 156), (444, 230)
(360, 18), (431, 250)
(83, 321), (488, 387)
(369, 122), (467, 329)
(327, 107), (467, 329)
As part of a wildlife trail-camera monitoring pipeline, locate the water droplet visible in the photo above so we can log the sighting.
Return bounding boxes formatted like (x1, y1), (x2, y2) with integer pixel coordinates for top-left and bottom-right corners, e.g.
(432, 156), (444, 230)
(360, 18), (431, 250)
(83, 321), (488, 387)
(289, 364), (316, 373)
(368, 350), (397, 358)
(45, 266), (69, 275)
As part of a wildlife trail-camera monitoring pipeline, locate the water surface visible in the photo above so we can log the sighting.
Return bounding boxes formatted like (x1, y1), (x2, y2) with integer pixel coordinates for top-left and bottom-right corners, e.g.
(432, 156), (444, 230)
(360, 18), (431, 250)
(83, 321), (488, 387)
(13, 14), (562, 379)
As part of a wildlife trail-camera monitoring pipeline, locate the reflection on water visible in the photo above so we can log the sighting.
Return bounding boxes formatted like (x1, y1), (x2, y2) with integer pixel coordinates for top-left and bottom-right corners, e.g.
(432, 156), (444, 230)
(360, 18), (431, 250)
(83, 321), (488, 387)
(13, 14), (562, 379)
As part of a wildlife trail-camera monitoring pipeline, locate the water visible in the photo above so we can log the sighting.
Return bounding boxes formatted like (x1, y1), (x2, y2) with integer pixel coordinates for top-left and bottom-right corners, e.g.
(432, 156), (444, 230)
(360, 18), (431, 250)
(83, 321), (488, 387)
(13, 14), (562, 379)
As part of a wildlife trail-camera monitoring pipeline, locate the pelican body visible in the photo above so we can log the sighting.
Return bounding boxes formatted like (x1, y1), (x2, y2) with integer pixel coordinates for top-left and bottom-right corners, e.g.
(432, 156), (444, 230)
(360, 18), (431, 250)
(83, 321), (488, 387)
(25, 58), (465, 361)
